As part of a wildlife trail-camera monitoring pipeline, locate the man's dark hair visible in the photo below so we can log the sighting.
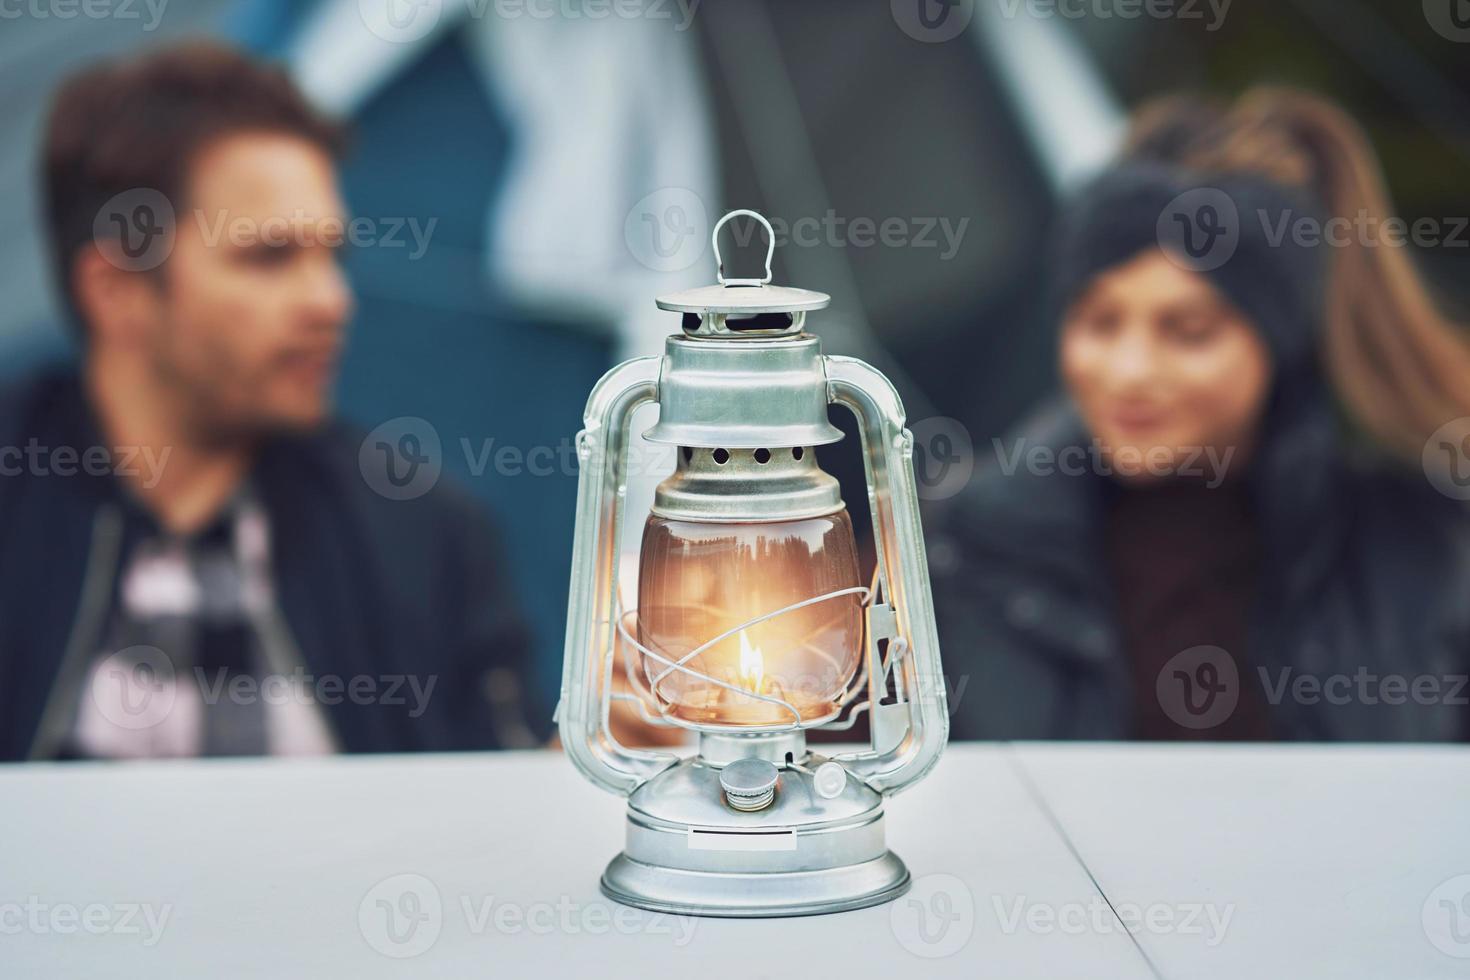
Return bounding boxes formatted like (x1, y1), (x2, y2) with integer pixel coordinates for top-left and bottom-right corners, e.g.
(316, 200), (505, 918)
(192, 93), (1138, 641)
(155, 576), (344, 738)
(42, 40), (347, 336)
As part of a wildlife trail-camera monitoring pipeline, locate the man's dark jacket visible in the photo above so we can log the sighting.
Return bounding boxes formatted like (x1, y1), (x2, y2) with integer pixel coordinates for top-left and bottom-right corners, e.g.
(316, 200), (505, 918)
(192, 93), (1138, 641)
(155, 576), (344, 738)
(928, 397), (1470, 742)
(0, 370), (540, 760)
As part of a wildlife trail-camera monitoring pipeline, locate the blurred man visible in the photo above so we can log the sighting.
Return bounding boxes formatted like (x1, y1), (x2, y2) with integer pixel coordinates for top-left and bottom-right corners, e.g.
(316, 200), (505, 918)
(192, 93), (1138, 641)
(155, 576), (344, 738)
(0, 42), (539, 760)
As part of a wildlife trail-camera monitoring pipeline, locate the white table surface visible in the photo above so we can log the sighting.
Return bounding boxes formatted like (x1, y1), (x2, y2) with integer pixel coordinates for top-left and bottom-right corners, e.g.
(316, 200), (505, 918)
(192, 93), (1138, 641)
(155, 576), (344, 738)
(1011, 743), (1470, 980)
(3, 743), (1465, 978)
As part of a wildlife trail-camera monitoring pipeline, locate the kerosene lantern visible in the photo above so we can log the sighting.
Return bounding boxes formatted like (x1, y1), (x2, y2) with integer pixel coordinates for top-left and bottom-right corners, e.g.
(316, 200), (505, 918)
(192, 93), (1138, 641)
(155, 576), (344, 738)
(558, 210), (948, 916)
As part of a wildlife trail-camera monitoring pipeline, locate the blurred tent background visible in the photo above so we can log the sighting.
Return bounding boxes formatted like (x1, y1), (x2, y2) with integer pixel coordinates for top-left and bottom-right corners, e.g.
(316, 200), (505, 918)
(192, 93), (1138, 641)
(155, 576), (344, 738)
(1, 0), (1467, 723)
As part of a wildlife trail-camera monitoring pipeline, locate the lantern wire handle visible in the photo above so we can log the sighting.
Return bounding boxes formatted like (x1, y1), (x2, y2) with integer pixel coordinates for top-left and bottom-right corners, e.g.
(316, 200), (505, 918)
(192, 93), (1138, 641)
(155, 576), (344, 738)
(643, 586), (871, 690)
(612, 614), (680, 728)
(613, 584), (871, 731)
(816, 699), (872, 733)
(610, 691), (680, 728)
(616, 614), (805, 729)
(608, 564), (893, 731)
(609, 560), (891, 735)
(712, 209), (775, 287)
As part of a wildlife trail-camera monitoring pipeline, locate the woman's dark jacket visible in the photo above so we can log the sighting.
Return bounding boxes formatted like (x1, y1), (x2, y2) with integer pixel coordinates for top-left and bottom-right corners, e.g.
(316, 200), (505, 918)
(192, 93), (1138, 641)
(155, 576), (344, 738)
(928, 396), (1470, 741)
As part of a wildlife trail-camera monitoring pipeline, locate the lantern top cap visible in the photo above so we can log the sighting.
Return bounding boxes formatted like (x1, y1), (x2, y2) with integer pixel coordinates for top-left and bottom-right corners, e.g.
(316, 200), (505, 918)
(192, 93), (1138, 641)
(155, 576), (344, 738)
(655, 209), (831, 315)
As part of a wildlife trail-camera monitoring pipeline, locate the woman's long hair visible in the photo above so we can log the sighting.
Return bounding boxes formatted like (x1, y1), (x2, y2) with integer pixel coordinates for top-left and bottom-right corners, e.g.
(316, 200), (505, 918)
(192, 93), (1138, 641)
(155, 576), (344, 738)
(1125, 88), (1470, 463)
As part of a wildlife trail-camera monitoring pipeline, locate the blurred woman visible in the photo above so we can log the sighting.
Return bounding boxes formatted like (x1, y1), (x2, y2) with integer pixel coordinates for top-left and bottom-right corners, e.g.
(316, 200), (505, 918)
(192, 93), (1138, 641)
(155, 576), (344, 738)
(934, 89), (1470, 741)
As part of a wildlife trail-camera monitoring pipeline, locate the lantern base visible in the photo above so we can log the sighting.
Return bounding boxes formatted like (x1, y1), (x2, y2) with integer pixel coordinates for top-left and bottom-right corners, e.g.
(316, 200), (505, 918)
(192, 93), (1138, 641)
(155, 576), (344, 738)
(599, 755), (910, 918)
(601, 851), (910, 918)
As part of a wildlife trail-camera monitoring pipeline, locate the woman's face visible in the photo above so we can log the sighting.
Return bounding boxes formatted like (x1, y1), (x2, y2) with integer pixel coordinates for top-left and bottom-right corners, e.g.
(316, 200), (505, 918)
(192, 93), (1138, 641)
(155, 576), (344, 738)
(1060, 249), (1272, 483)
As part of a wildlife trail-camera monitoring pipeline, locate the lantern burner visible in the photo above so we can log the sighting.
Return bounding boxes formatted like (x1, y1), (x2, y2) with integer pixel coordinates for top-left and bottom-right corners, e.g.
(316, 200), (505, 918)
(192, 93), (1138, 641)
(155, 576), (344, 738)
(613, 580), (873, 734)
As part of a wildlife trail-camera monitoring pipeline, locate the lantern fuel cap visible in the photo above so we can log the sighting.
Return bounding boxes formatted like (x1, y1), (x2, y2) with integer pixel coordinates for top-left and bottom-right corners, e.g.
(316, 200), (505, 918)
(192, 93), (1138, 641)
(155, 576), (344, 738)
(719, 758), (780, 812)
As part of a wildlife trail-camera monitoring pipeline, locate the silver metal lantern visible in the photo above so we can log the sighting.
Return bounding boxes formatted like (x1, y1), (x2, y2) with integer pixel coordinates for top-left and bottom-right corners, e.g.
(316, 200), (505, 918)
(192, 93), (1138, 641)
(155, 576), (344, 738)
(558, 210), (948, 917)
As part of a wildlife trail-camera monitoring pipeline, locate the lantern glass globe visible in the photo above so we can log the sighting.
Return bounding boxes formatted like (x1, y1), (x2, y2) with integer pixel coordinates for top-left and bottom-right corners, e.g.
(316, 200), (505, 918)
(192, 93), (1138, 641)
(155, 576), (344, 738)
(636, 510), (864, 728)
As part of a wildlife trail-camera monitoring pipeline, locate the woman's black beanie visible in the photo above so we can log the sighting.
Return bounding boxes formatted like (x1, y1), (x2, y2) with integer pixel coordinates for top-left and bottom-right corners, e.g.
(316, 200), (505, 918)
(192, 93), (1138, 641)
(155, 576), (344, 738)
(1048, 162), (1330, 374)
